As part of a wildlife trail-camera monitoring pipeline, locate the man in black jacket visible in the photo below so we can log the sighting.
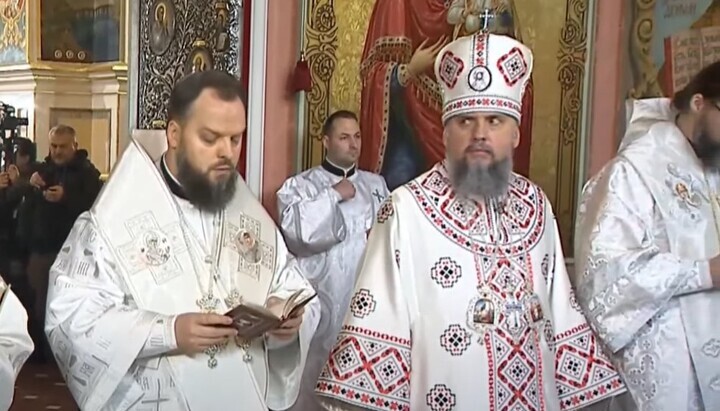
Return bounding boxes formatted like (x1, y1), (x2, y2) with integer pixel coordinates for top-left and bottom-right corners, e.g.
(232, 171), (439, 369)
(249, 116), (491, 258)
(0, 137), (39, 317)
(16, 125), (102, 361)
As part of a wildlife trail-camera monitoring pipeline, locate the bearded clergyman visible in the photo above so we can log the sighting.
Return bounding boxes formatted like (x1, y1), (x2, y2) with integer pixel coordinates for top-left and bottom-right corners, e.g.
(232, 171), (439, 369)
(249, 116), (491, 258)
(574, 62), (720, 410)
(314, 33), (626, 411)
(44, 70), (320, 410)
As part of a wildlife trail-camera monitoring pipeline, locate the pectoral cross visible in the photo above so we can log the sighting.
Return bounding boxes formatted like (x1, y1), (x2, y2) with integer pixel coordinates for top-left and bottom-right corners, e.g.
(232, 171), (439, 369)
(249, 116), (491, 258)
(504, 298), (524, 331)
(372, 189), (384, 203)
(480, 8), (495, 32)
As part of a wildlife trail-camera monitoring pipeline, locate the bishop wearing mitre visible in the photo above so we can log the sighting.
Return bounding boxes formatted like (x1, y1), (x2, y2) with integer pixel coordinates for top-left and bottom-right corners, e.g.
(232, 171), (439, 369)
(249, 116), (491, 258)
(44, 71), (320, 410)
(0, 276), (33, 411)
(315, 33), (626, 410)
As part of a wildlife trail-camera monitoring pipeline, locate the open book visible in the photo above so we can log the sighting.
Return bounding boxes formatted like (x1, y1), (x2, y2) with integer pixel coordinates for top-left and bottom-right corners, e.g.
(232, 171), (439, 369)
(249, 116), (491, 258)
(663, 25), (720, 94)
(224, 289), (317, 340)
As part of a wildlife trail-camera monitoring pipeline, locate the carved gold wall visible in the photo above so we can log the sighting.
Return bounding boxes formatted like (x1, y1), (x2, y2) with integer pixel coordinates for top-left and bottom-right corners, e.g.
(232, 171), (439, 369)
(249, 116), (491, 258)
(302, 0), (593, 251)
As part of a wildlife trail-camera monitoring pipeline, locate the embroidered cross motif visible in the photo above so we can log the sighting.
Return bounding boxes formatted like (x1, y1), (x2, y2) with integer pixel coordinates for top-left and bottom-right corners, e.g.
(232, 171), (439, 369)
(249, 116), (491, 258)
(372, 189), (384, 203)
(117, 212), (187, 284)
(141, 381), (171, 411)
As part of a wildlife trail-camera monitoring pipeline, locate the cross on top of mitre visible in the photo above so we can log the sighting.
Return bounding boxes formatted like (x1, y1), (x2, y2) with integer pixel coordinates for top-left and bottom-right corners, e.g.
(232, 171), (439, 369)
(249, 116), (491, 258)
(447, 0), (517, 39)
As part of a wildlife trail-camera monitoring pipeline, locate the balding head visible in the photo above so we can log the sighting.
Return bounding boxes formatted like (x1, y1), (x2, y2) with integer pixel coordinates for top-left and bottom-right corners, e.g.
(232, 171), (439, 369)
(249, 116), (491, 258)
(49, 125), (77, 165)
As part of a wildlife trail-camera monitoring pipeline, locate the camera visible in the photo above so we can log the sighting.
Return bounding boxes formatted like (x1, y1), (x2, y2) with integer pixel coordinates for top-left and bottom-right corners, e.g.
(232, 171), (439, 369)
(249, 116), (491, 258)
(0, 103), (29, 131)
(0, 102), (29, 171)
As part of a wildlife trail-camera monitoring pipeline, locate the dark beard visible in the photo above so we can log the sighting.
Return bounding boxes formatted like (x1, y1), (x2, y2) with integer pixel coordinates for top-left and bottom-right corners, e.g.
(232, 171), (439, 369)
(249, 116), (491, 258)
(449, 156), (513, 199)
(691, 132), (720, 170)
(176, 148), (237, 213)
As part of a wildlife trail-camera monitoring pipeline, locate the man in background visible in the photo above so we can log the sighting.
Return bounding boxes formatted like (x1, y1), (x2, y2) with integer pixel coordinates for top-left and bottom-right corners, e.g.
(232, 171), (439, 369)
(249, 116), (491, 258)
(0, 137), (38, 282)
(16, 125), (102, 362)
(44, 70), (319, 410)
(277, 110), (389, 409)
(574, 61), (720, 410)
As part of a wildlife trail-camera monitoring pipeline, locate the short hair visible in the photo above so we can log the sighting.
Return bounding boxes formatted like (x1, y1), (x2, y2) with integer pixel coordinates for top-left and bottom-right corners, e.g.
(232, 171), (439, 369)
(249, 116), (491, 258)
(49, 124), (76, 138)
(14, 137), (36, 162)
(671, 61), (720, 111)
(167, 70), (248, 123)
(322, 110), (358, 136)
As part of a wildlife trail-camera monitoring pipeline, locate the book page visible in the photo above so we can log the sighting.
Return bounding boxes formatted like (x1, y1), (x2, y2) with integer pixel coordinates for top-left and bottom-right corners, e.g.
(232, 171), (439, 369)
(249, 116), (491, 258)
(667, 29), (703, 93)
(701, 26), (720, 69)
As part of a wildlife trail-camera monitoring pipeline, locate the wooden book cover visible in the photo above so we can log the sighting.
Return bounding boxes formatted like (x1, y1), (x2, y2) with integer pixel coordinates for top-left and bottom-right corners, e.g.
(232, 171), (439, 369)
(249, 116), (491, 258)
(224, 289), (317, 340)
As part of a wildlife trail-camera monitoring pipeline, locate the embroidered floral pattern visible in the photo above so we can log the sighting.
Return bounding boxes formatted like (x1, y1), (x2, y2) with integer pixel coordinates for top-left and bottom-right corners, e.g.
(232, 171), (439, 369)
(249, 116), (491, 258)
(349, 289), (377, 319)
(426, 384), (456, 411)
(377, 198), (395, 223)
(440, 324), (471, 356)
(430, 257), (463, 288)
(316, 325), (411, 410)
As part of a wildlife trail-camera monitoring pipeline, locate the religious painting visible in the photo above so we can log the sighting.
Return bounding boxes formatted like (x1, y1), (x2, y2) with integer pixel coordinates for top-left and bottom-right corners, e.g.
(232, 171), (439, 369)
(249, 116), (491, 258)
(149, 0), (176, 55)
(0, 0), (27, 64)
(135, 1), (242, 129)
(302, 0), (593, 252)
(472, 298), (495, 324)
(629, 0), (720, 98)
(215, 7), (230, 52)
(185, 45), (213, 75)
(40, 0), (122, 63)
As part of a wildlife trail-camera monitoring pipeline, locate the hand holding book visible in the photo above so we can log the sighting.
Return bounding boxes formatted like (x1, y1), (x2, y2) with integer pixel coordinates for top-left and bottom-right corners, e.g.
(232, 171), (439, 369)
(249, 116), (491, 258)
(265, 296), (304, 340)
(224, 288), (317, 340)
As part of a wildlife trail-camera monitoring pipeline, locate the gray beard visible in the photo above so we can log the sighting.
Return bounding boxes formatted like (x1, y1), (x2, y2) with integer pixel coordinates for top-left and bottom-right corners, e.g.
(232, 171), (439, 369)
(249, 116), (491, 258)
(448, 156), (513, 200)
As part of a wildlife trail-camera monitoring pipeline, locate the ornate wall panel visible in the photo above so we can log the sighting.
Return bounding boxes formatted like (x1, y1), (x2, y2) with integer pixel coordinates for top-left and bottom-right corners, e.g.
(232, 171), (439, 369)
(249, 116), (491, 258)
(555, 0), (591, 253)
(301, 0), (594, 252)
(136, 0), (241, 130)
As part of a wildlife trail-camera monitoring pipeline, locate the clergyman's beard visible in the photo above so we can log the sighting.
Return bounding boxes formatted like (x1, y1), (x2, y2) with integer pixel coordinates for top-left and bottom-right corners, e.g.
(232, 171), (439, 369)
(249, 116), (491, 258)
(448, 156), (513, 200)
(691, 130), (720, 171)
(176, 148), (237, 213)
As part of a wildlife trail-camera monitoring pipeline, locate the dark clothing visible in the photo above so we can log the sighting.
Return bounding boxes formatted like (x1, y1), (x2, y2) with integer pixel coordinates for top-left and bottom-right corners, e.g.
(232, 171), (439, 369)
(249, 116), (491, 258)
(0, 161), (40, 263)
(16, 149), (103, 254)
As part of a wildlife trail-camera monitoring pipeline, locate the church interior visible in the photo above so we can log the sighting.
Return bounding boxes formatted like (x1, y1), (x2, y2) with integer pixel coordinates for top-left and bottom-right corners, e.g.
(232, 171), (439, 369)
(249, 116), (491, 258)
(0, 0), (717, 409)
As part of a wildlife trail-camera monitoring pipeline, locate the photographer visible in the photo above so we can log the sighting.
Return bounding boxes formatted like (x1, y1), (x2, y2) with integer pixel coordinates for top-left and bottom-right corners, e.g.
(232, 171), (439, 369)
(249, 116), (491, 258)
(16, 125), (102, 361)
(0, 137), (38, 297)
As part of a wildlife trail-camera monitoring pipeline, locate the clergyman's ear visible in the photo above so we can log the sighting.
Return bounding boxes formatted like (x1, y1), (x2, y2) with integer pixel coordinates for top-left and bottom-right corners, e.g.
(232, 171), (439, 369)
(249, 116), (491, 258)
(167, 120), (181, 149)
(691, 93), (705, 113)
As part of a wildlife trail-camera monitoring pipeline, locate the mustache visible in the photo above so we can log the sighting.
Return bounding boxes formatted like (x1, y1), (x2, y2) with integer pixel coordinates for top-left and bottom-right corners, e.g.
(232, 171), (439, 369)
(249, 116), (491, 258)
(210, 159), (234, 169)
(465, 143), (494, 157)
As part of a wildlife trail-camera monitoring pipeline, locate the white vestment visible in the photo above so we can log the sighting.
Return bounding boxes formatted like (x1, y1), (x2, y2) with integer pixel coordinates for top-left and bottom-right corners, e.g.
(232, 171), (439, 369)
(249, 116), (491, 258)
(44, 135), (320, 411)
(574, 98), (720, 411)
(0, 277), (33, 411)
(276, 163), (389, 409)
(316, 163), (626, 410)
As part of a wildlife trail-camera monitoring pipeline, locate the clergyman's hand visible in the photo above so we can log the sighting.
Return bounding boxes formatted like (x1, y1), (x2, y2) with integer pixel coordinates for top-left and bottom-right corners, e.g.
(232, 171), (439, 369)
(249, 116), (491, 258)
(174, 313), (237, 355)
(332, 178), (356, 201)
(709, 255), (720, 287)
(268, 307), (304, 341)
